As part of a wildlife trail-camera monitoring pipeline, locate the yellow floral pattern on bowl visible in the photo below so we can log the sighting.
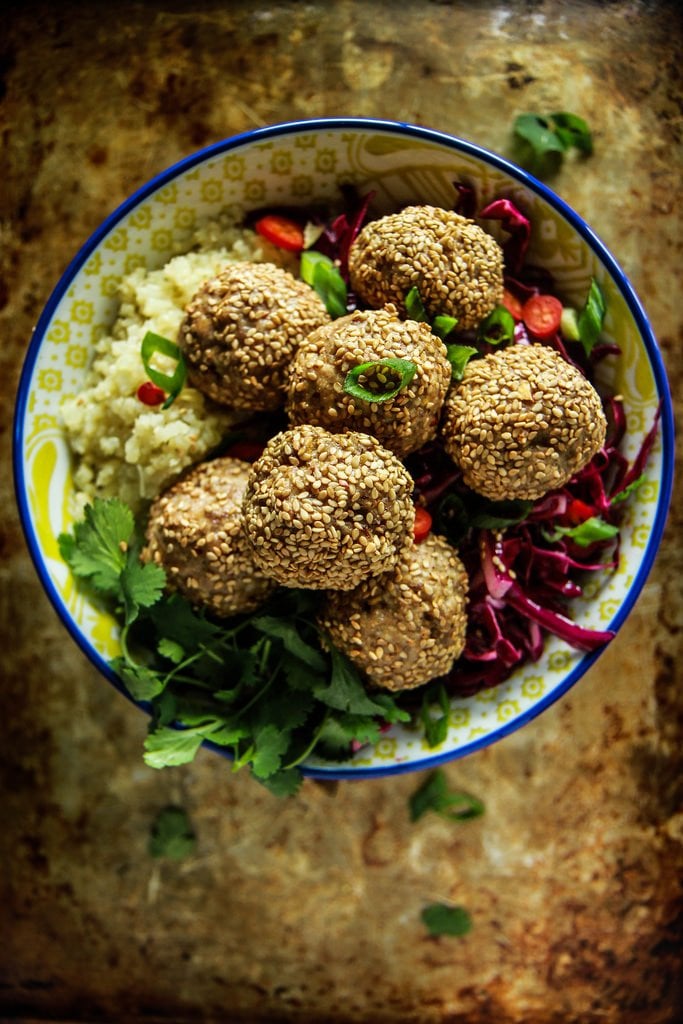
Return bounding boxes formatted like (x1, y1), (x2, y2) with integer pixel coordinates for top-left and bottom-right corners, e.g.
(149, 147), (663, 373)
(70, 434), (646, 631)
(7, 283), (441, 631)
(17, 124), (666, 776)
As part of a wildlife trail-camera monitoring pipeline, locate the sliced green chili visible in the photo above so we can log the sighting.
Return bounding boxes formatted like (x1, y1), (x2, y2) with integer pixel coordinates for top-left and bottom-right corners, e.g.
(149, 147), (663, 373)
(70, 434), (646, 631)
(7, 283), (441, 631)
(140, 331), (187, 409)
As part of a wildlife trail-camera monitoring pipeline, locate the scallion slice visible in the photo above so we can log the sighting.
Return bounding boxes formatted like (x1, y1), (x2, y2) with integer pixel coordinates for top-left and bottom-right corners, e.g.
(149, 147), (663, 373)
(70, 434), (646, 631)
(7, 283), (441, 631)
(445, 343), (478, 381)
(577, 278), (606, 356)
(343, 358), (417, 403)
(300, 251), (348, 318)
(140, 331), (187, 408)
(477, 305), (515, 345)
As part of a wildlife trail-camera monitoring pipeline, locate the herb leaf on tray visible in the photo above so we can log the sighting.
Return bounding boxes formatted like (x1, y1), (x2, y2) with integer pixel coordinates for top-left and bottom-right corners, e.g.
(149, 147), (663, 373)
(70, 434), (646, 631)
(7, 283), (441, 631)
(59, 501), (410, 795)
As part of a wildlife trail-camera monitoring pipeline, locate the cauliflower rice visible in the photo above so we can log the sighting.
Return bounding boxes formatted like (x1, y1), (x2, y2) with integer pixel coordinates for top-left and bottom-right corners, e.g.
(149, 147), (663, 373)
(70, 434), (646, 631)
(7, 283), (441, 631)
(62, 221), (295, 511)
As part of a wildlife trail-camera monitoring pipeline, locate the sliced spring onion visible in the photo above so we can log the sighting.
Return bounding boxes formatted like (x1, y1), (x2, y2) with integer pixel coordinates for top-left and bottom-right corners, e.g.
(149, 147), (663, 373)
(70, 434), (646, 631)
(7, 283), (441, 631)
(405, 285), (429, 323)
(477, 304), (515, 345)
(432, 313), (458, 340)
(550, 111), (593, 155)
(577, 278), (606, 356)
(140, 331), (187, 409)
(343, 358), (416, 403)
(300, 251), (348, 318)
(560, 306), (581, 341)
(445, 343), (478, 381)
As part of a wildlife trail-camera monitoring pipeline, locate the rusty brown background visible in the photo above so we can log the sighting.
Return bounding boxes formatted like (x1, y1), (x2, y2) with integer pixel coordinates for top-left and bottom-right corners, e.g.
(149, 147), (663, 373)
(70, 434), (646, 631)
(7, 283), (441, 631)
(1, 1), (682, 1022)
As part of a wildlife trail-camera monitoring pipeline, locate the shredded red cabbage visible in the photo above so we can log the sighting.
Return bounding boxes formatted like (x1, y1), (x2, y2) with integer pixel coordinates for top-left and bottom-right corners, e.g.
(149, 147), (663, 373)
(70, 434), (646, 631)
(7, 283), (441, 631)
(479, 198), (531, 275)
(315, 189), (375, 281)
(409, 399), (661, 694)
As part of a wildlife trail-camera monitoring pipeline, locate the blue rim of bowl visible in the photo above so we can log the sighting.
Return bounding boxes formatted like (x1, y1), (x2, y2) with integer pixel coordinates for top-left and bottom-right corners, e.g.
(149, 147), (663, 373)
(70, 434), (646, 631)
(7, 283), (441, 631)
(13, 116), (675, 780)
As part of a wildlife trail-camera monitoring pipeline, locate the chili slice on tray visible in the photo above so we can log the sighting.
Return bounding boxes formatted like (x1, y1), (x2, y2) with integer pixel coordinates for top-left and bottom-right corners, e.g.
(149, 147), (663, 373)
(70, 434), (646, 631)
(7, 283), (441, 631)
(254, 214), (305, 252)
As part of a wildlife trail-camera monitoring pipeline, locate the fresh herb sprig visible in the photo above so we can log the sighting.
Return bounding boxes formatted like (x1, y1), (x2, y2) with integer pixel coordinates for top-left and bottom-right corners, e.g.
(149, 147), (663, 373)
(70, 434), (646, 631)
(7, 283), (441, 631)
(59, 499), (410, 795)
(513, 111), (593, 178)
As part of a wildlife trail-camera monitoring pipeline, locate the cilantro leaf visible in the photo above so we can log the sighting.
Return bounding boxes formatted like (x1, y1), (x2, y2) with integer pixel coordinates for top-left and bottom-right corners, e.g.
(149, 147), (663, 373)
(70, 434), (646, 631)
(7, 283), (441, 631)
(409, 769), (485, 823)
(314, 647), (390, 716)
(110, 656), (167, 702)
(143, 726), (204, 768)
(252, 615), (327, 671)
(256, 767), (303, 797)
(148, 805), (196, 860)
(421, 903), (472, 937)
(58, 497), (134, 594)
(120, 557), (166, 625)
(250, 723), (292, 779)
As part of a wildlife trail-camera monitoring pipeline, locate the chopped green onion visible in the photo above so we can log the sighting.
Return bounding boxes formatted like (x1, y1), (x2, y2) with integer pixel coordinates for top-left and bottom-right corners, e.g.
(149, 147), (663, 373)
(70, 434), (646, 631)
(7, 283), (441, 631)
(343, 358), (417, 403)
(421, 903), (472, 938)
(547, 515), (619, 547)
(445, 343), (478, 381)
(432, 314), (459, 340)
(560, 306), (581, 342)
(405, 285), (429, 322)
(300, 251), (348, 318)
(577, 278), (606, 356)
(409, 769), (485, 822)
(140, 331), (187, 408)
(477, 304), (515, 345)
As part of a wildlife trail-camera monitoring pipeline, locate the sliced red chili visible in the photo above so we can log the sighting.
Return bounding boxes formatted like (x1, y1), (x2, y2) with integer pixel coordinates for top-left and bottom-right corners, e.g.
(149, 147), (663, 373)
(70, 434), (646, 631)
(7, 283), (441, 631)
(521, 294), (563, 339)
(502, 288), (524, 321)
(565, 498), (595, 525)
(254, 214), (305, 252)
(137, 381), (166, 406)
(413, 506), (433, 543)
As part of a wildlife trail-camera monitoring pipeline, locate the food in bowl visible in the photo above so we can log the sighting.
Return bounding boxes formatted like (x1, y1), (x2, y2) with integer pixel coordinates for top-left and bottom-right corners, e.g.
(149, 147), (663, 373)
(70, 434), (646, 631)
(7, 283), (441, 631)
(15, 120), (672, 789)
(55, 175), (661, 795)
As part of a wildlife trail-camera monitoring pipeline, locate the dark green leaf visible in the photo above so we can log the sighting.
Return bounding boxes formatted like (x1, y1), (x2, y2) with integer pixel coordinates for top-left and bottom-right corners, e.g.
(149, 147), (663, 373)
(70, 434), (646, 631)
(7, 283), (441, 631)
(550, 111), (593, 154)
(421, 903), (472, 937)
(58, 498), (134, 595)
(252, 615), (327, 671)
(148, 805), (196, 860)
(472, 498), (533, 530)
(120, 557), (166, 625)
(409, 769), (485, 823)
(315, 647), (390, 716)
(111, 656), (167, 702)
(256, 767), (303, 797)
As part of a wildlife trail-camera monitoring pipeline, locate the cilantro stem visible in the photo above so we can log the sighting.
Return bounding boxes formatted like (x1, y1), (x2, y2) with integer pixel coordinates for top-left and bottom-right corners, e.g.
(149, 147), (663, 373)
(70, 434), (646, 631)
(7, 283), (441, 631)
(282, 709), (331, 769)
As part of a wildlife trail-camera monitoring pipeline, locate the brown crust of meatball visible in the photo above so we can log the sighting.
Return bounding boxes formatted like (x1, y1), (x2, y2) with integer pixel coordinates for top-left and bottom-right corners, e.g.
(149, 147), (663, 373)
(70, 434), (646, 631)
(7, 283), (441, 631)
(440, 343), (607, 501)
(242, 425), (415, 591)
(286, 305), (452, 458)
(142, 457), (277, 617)
(319, 533), (469, 692)
(178, 261), (330, 411)
(348, 206), (504, 330)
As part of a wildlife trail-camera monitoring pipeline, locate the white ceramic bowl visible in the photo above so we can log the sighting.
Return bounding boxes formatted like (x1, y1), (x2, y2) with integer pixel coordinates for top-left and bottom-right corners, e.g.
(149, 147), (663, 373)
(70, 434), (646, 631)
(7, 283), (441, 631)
(13, 118), (674, 779)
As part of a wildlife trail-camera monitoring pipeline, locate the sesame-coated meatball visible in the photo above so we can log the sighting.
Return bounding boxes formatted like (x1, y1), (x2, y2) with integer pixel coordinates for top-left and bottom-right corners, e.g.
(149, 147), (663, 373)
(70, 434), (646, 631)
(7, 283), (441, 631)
(242, 425), (415, 590)
(142, 457), (277, 617)
(440, 344), (607, 501)
(319, 534), (469, 692)
(178, 261), (330, 411)
(348, 206), (504, 330)
(286, 305), (452, 458)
